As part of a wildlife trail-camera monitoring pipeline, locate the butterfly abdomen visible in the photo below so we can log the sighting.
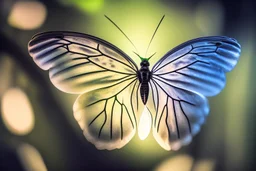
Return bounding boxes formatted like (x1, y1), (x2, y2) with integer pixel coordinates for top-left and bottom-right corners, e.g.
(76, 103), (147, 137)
(140, 83), (149, 104)
(138, 60), (151, 105)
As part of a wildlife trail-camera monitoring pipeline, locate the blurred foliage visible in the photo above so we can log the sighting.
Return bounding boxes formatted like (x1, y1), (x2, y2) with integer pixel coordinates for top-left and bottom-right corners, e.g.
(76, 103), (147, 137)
(58, 0), (104, 13)
(0, 0), (255, 171)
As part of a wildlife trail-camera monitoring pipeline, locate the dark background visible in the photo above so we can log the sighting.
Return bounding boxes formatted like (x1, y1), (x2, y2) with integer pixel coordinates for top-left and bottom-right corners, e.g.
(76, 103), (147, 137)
(0, 0), (255, 170)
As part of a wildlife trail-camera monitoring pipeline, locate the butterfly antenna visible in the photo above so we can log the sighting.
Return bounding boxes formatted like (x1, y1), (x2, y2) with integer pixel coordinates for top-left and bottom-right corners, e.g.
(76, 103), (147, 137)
(104, 15), (139, 54)
(148, 52), (156, 60)
(145, 15), (165, 57)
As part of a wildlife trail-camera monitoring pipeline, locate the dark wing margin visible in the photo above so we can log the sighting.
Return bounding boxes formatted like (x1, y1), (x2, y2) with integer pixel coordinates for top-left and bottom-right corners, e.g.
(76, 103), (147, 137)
(148, 36), (241, 150)
(28, 31), (138, 94)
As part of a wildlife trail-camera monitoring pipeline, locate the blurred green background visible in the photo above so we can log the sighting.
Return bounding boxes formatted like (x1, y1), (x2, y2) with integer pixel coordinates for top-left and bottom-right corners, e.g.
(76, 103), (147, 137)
(0, 0), (255, 170)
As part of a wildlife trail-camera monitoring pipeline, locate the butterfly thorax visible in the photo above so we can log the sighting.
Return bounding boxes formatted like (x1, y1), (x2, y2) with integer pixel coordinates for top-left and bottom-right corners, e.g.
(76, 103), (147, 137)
(138, 60), (151, 105)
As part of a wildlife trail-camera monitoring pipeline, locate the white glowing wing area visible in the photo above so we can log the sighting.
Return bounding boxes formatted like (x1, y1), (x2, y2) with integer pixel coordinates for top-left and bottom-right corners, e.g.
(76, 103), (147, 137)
(28, 31), (143, 150)
(74, 79), (143, 150)
(138, 106), (152, 140)
(150, 36), (241, 150)
(28, 31), (138, 94)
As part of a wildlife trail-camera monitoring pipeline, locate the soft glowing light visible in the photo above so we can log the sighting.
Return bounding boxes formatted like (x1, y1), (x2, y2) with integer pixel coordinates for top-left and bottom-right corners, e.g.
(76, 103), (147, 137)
(93, 1), (201, 68)
(1, 88), (35, 135)
(193, 159), (215, 171)
(17, 143), (47, 171)
(195, 1), (224, 35)
(0, 56), (12, 96)
(155, 155), (194, 171)
(8, 1), (47, 30)
(138, 106), (152, 140)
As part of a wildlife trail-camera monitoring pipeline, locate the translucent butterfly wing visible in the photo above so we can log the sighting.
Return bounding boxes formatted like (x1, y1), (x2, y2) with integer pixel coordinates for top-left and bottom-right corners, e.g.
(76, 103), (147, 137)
(152, 36), (241, 96)
(148, 79), (209, 150)
(28, 31), (143, 150)
(74, 78), (142, 150)
(28, 31), (138, 94)
(149, 36), (241, 150)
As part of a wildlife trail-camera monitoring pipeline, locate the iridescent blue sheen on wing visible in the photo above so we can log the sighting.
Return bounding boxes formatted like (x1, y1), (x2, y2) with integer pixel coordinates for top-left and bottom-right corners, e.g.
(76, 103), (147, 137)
(152, 36), (240, 96)
(149, 36), (241, 150)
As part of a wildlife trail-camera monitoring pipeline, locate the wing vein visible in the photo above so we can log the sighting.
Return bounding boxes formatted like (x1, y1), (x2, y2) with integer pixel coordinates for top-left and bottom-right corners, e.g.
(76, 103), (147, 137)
(51, 61), (91, 78)
(89, 109), (105, 126)
(98, 53), (137, 72)
(165, 97), (171, 141)
(157, 102), (166, 132)
(179, 101), (192, 133)
(150, 81), (160, 127)
(120, 104), (124, 140)
(98, 100), (108, 138)
(154, 60), (210, 76)
(130, 80), (138, 127)
(86, 76), (137, 107)
(173, 99), (180, 139)
(87, 58), (135, 76)
(110, 99), (116, 139)
(153, 46), (193, 72)
(63, 38), (98, 50)
(152, 78), (196, 106)
(123, 103), (135, 129)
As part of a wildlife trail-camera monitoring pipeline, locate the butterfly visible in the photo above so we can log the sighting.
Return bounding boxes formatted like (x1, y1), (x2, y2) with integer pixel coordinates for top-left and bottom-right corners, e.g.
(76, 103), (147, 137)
(28, 16), (241, 150)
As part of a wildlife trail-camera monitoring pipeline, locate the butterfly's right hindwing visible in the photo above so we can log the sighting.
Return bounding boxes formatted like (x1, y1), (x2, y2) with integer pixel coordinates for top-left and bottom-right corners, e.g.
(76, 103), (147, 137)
(147, 79), (209, 150)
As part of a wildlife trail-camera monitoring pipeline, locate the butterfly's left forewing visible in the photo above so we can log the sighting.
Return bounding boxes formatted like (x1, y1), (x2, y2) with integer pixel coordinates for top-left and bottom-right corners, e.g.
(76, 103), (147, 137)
(149, 36), (241, 150)
(28, 31), (138, 94)
(28, 31), (143, 150)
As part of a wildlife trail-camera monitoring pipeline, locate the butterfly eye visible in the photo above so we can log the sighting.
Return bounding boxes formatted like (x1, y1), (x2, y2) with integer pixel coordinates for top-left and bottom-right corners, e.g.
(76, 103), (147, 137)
(140, 61), (150, 67)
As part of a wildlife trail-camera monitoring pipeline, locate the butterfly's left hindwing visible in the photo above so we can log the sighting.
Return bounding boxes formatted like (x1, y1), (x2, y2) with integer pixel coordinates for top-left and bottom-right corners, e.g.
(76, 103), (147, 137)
(74, 78), (143, 150)
(28, 31), (143, 150)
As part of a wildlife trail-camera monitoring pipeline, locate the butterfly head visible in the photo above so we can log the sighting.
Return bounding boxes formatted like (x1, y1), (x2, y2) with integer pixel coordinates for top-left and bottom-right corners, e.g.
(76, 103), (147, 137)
(140, 60), (150, 67)
(133, 51), (156, 66)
